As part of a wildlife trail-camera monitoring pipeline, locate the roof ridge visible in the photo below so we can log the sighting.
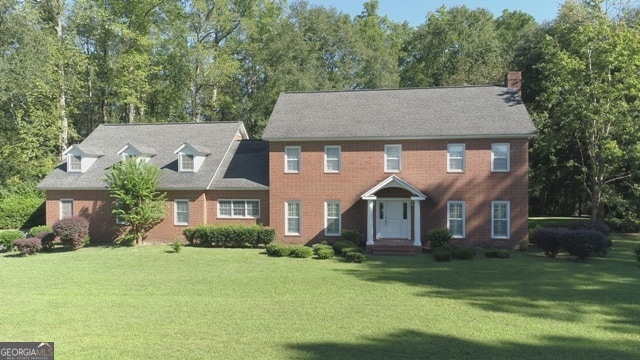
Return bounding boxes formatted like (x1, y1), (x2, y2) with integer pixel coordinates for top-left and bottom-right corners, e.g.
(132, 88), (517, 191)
(282, 85), (504, 95)
(99, 121), (243, 127)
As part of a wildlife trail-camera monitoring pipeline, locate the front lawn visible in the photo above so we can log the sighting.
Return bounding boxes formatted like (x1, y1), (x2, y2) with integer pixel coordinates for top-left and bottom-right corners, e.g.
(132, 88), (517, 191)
(1, 237), (639, 359)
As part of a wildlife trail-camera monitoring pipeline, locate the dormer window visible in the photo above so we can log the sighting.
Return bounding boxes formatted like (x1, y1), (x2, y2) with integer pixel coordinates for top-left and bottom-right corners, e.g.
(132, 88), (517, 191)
(68, 155), (82, 172)
(117, 144), (155, 164)
(179, 153), (195, 172)
(63, 145), (103, 173)
(174, 142), (210, 173)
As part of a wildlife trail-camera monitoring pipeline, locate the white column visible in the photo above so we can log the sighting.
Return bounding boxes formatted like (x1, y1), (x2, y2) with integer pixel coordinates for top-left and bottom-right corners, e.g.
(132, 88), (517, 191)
(413, 200), (421, 246)
(366, 200), (374, 245)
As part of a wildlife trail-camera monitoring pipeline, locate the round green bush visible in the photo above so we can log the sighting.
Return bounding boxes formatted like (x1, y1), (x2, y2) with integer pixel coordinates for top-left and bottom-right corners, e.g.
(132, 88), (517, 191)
(484, 247), (510, 258)
(427, 228), (452, 248)
(332, 240), (357, 257)
(265, 243), (293, 257)
(316, 248), (334, 259)
(0, 230), (25, 252)
(28, 225), (53, 237)
(433, 250), (452, 262)
(313, 243), (333, 255)
(452, 247), (475, 260)
(341, 246), (364, 256)
(561, 229), (610, 260)
(531, 228), (566, 258)
(345, 251), (366, 263)
(290, 245), (313, 258)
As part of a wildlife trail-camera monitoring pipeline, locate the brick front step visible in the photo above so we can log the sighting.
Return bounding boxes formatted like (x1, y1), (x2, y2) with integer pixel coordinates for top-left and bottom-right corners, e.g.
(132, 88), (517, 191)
(367, 243), (422, 256)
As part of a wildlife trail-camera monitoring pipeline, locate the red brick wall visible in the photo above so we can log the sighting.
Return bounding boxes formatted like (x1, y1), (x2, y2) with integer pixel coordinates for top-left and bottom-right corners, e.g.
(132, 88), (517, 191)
(268, 138), (529, 248)
(45, 189), (270, 244)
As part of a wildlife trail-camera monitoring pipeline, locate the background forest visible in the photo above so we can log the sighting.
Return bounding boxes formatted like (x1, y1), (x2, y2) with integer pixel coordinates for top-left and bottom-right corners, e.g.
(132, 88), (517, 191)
(1, 0), (639, 230)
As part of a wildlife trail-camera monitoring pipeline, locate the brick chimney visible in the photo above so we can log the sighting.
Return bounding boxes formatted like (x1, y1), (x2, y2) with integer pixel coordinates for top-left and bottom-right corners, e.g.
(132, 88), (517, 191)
(505, 71), (522, 96)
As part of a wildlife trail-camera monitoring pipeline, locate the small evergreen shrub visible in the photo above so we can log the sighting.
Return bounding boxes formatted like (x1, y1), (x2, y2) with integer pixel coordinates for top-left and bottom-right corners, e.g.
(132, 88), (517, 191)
(34, 231), (56, 251)
(265, 243), (293, 257)
(313, 243), (332, 254)
(345, 251), (366, 263)
(289, 245), (313, 258)
(532, 228), (566, 258)
(341, 247), (365, 256)
(431, 245), (451, 253)
(566, 220), (611, 237)
(635, 247), (640, 262)
(0, 230), (25, 252)
(170, 239), (183, 253)
(561, 229), (609, 261)
(518, 240), (529, 252)
(484, 246), (510, 258)
(332, 240), (358, 257)
(52, 216), (90, 250)
(316, 248), (334, 259)
(28, 225), (52, 237)
(341, 229), (362, 246)
(433, 250), (452, 262)
(182, 224), (275, 248)
(13, 237), (41, 256)
(452, 247), (475, 260)
(427, 228), (452, 248)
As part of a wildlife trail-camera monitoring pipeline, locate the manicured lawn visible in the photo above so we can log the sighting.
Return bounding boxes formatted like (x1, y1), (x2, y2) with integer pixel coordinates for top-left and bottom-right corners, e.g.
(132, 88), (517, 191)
(1, 237), (639, 359)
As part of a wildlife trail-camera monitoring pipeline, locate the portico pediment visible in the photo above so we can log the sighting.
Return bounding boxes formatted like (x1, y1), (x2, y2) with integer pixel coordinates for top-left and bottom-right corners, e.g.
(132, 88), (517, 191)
(361, 175), (427, 201)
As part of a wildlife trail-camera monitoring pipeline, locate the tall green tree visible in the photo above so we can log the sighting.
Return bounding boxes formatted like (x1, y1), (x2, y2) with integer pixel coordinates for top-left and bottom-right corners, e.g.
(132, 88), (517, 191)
(530, 0), (640, 219)
(105, 159), (167, 245)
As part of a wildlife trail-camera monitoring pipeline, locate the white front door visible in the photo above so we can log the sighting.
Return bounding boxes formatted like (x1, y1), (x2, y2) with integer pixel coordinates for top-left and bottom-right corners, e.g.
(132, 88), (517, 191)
(377, 201), (410, 239)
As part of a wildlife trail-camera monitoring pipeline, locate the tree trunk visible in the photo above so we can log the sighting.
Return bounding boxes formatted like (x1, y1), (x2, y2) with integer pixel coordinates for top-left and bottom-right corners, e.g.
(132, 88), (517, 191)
(590, 183), (602, 220)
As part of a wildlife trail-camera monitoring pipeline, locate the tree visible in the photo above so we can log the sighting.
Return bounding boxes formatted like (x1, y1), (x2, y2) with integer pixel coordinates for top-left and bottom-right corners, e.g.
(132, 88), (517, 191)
(531, 0), (640, 220)
(105, 159), (167, 245)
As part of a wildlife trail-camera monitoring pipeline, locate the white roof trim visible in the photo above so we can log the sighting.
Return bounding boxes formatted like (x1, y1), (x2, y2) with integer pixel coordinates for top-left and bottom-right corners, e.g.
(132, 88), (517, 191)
(361, 175), (427, 200)
(62, 144), (104, 157)
(174, 142), (211, 156)
(117, 143), (156, 156)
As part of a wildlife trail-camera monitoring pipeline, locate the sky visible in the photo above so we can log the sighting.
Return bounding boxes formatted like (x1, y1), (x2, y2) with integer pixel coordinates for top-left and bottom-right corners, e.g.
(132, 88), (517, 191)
(306, 0), (565, 26)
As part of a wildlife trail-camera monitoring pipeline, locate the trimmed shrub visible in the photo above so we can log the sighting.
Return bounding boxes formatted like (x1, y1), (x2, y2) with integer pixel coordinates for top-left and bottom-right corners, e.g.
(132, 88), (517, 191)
(431, 245), (451, 253)
(52, 216), (90, 250)
(28, 225), (52, 237)
(182, 224), (275, 248)
(452, 247), (475, 260)
(566, 220), (611, 237)
(345, 251), (366, 263)
(0, 189), (45, 229)
(484, 246), (510, 258)
(332, 240), (358, 257)
(265, 243), (293, 257)
(427, 228), (452, 249)
(14, 237), (41, 256)
(341, 246), (365, 256)
(635, 247), (640, 262)
(518, 240), (529, 252)
(433, 250), (452, 262)
(531, 228), (566, 258)
(0, 230), (25, 252)
(34, 231), (56, 251)
(341, 229), (362, 246)
(316, 248), (334, 259)
(289, 245), (313, 258)
(561, 229), (610, 261)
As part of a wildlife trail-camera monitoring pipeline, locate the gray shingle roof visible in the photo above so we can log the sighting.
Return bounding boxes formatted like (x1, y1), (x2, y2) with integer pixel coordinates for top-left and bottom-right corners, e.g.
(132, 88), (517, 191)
(211, 140), (269, 190)
(38, 122), (267, 190)
(261, 86), (537, 141)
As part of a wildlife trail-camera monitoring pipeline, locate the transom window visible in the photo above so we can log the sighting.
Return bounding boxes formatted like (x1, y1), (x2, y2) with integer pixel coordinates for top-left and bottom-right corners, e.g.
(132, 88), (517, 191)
(384, 145), (402, 172)
(325, 201), (341, 236)
(68, 155), (82, 172)
(218, 200), (260, 219)
(491, 143), (510, 172)
(286, 201), (301, 235)
(492, 201), (510, 239)
(324, 146), (341, 173)
(447, 201), (465, 238)
(174, 200), (189, 226)
(60, 199), (73, 219)
(447, 144), (465, 172)
(179, 153), (195, 172)
(285, 146), (301, 173)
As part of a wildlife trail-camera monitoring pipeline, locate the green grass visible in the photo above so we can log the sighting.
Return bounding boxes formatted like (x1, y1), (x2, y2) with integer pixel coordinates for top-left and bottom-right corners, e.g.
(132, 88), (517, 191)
(1, 237), (639, 359)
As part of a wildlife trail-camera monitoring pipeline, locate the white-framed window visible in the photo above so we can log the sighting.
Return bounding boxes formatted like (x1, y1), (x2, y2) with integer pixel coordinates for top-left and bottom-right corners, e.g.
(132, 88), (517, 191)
(384, 144), (402, 172)
(447, 144), (465, 172)
(60, 199), (73, 219)
(68, 155), (82, 172)
(492, 201), (510, 239)
(447, 201), (465, 238)
(324, 146), (341, 173)
(285, 201), (301, 235)
(174, 200), (189, 226)
(325, 201), (341, 236)
(179, 153), (195, 172)
(217, 200), (260, 219)
(285, 146), (301, 173)
(114, 200), (128, 225)
(491, 143), (510, 172)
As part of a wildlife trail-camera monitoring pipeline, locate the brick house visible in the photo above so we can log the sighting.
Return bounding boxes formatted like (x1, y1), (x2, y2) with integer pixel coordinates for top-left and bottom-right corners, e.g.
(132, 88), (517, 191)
(38, 76), (536, 251)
